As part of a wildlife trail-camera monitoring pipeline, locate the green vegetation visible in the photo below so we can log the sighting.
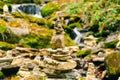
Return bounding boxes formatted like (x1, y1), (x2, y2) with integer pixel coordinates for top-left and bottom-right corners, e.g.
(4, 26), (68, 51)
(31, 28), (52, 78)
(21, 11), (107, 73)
(103, 39), (119, 48)
(76, 48), (91, 57)
(11, 12), (53, 28)
(19, 33), (52, 48)
(63, 1), (120, 36)
(41, 2), (60, 17)
(0, 1), (4, 14)
(64, 34), (75, 46)
(0, 41), (15, 50)
(0, 71), (4, 79)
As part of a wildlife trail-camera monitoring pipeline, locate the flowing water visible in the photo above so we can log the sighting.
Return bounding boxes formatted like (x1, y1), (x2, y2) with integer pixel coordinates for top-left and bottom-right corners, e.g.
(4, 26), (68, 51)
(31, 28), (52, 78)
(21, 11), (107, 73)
(11, 4), (43, 18)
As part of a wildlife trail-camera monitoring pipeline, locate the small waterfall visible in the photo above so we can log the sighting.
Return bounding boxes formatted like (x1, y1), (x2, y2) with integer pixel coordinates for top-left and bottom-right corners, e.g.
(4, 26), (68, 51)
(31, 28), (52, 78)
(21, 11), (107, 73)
(73, 28), (82, 44)
(11, 4), (42, 18)
(73, 28), (87, 44)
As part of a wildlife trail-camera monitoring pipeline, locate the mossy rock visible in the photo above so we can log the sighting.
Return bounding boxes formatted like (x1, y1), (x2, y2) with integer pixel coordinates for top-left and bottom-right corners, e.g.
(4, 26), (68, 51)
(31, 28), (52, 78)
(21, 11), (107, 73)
(19, 32), (51, 49)
(103, 39), (119, 48)
(11, 12), (53, 28)
(105, 52), (120, 76)
(41, 2), (60, 17)
(0, 42), (15, 50)
(76, 48), (91, 57)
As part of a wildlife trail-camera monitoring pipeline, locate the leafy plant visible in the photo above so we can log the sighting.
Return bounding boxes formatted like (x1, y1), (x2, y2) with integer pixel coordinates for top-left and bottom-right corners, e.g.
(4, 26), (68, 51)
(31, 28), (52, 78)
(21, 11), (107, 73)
(64, 1), (120, 36)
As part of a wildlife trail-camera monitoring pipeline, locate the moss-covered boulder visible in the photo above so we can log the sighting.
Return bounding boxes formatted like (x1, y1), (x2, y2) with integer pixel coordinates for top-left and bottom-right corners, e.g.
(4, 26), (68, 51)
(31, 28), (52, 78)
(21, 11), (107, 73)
(11, 12), (53, 28)
(103, 39), (119, 48)
(41, 2), (60, 17)
(76, 48), (91, 57)
(105, 52), (120, 76)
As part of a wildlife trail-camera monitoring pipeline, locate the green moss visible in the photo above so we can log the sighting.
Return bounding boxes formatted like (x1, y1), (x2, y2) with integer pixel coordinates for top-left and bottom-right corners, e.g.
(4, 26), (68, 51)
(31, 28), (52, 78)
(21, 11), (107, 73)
(103, 39), (119, 48)
(11, 12), (53, 28)
(0, 42), (15, 50)
(105, 52), (120, 75)
(19, 32), (52, 49)
(67, 22), (82, 29)
(76, 48), (91, 57)
(64, 1), (120, 37)
(0, 71), (4, 79)
(33, 0), (41, 4)
(64, 34), (75, 46)
(41, 2), (60, 17)
(0, 1), (4, 14)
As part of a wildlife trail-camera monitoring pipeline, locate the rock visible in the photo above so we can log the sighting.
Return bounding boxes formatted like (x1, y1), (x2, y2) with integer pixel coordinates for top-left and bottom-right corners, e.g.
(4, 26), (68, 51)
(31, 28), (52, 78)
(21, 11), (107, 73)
(103, 49), (115, 56)
(52, 54), (72, 61)
(50, 20), (65, 49)
(7, 26), (29, 37)
(0, 58), (13, 63)
(0, 50), (5, 57)
(11, 58), (23, 65)
(38, 58), (77, 71)
(92, 57), (105, 62)
(65, 69), (80, 79)
(23, 75), (37, 80)
(86, 63), (97, 80)
(105, 52), (120, 76)
(20, 60), (36, 71)
(0, 62), (11, 70)
(17, 71), (31, 78)
(84, 35), (97, 47)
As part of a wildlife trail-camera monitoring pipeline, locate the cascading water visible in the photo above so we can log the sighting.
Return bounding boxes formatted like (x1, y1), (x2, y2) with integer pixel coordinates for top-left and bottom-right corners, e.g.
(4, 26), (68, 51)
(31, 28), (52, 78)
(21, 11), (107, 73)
(73, 28), (82, 44)
(73, 28), (87, 44)
(11, 4), (42, 18)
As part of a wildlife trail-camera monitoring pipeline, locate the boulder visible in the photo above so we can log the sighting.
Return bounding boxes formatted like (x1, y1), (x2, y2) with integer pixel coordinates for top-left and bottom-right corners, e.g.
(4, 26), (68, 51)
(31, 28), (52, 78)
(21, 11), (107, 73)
(105, 52), (120, 76)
